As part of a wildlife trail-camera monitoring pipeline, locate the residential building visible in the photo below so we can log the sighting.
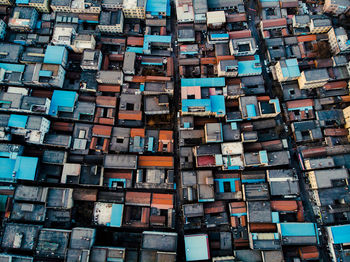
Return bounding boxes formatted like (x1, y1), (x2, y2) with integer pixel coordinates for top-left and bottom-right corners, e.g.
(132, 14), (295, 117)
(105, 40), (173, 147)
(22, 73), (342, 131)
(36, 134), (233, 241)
(298, 69), (330, 89)
(98, 10), (124, 34)
(123, 0), (146, 19)
(8, 7), (38, 32)
(80, 49), (102, 71)
(275, 59), (301, 82)
(328, 27), (350, 55)
(323, 0), (350, 15)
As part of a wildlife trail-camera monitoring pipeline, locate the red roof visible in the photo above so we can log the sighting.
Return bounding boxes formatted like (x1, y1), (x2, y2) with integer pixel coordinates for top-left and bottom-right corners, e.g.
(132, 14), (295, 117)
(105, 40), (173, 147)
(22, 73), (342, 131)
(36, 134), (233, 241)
(226, 13), (247, 23)
(118, 111), (142, 121)
(229, 30), (251, 39)
(127, 36), (144, 46)
(126, 192), (151, 206)
(297, 34), (317, 42)
(96, 96), (117, 107)
(299, 246), (319, 260)
(151, 193), (173, 209)
(286, 99), (314, 109)
(138, 156), (174, 168)
(271, 200), (298, 212)
(261, 18), (287, 29)
(324, 128), (348, 137)
(324, 81), (347, 90)
(92, 125), (112, 137)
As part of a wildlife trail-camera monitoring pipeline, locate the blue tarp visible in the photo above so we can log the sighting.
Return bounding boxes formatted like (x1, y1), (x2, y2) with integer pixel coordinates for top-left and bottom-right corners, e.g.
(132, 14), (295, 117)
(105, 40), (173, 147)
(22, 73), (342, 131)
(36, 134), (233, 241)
(8, 114), (28, 128)
(0, 156), (38, 181)
(184, 234), (210, 261)
(181, 77), (225, 87)
(49, 90), (78, 116)
(331, 225), (350, 244)
(280, 223), (317, 237)
(110, 204), (123, 227)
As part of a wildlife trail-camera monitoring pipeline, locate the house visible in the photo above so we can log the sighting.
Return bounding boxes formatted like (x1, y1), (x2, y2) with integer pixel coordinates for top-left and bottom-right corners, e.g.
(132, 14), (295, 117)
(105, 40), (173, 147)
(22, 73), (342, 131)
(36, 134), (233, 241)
(175, 0), (194, 23)
(90, 246), (126, 261)
(291, 120), (323, 143)
(123, 52), (136, 75)
(49, 90), (78, 117)
(184, 234), (210, 261)
(80, 50), (102, 71)
(123, 0), (146, 19)
(217, 59), (238, 77)
(206, 11), (225, 28)
(143, 35), (172, 55)
(309, 18), (332, 34)
(96, 70), (123, 85)
(323, 0), (350, 15)
(298, 69), (330, 89)
(52, 25), (76, 46)
(66, 227), (95, 261)
(229, 37), (257, 56)
(50, 0), (71, 11)
(1, 223), (42, 251)
(274, 59), (300, 82)
(44, 45), (68, 67)
(328, 27), (350, 55)
(93, 202), (124, 227)
(207, 0), (244, 12)
(326, 224), (350, 262)
(23, 63), (66, 89)
(215, 173), (242, 200)
(0, 114), (50, 144)
(141, 231), (177, 260)
(267, 169), (300, 198)
(8, 7), (38, 32)
(72, 34), (96, 53)
(238, 56), (262, 77)
(0, 43), (23, 64)
(36, 229), (71, 259)
(46, 187), (73, 209)
(277, 223), (319, 245)
(306, 168), (348, 190)
(146, 0), (170, 19)
(98, 10), (124, 34)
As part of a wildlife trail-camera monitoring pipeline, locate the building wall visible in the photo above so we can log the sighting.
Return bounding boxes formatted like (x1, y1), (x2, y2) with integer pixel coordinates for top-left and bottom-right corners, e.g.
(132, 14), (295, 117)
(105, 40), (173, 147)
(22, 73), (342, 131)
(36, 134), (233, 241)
(123, 7), (145, 19)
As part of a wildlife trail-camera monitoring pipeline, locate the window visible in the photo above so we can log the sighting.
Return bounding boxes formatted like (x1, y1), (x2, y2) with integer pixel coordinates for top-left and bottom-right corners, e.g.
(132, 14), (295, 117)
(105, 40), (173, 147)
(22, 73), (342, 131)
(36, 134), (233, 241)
(116, 137), (124, 143)
(223, 182), (231, 192)
(126, 103), (134, 110)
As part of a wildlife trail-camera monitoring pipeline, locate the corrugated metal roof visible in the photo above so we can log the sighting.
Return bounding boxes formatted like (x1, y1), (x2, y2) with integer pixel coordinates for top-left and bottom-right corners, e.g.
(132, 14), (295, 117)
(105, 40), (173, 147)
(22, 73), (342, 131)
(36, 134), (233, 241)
(280, 223), (317, 237)
(110, 204), (123, 227)
(181, 77), (225, 87)
(8, 114), (28, 128)
(184, 234), (210, 261)
(0, 156), (38, 181)
(44, 45), (66, 65)
(330, 225), (350, 244)
(138, 155), (173, 168)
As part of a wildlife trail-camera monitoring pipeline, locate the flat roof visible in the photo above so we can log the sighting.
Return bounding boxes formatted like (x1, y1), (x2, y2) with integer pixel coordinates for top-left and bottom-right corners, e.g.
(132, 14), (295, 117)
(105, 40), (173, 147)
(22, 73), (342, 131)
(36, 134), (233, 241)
(49, 90), (78, 116)
(330, 224), (350, 244)
(280, 223), (317, 237)
(181, 77), (225, 87)
(184, 234), (210, 261)
(44, 46), (66, 65)
(0, 156), (38, 181)
(142, 231), (177, 252)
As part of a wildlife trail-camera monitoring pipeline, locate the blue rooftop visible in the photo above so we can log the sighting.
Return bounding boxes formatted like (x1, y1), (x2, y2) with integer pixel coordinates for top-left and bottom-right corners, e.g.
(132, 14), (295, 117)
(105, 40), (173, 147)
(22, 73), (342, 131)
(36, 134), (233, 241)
(282, 59), (300, 78)
(181, 77), (226, 87)
(146, 0), (170, 16)
(49, 90), (78, 116)
(0, 63), (25, 72)
(143, 35), (171, 52)
(210, 95), (226, 117)
(110, 204), (123, 227)
(330, 225), (350, 244)
(238, 56), (262, 76)
(184, 234), (210, 261)
(8, 114), (28, 129)
(182, 99), (211, 113)
(0, 156), (38, 181)
(280, 223), (317, 237)
(44, 45), (67, 65)
(126, 47), (144, 54)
